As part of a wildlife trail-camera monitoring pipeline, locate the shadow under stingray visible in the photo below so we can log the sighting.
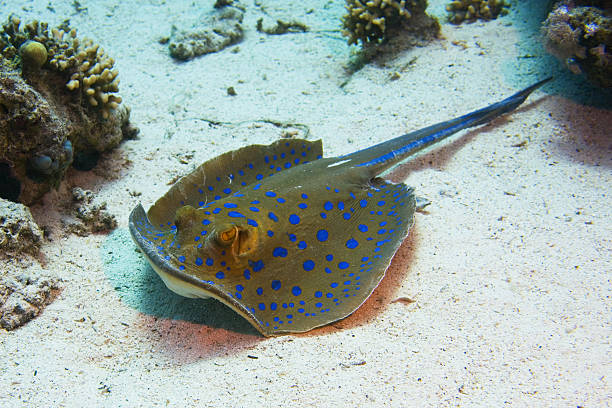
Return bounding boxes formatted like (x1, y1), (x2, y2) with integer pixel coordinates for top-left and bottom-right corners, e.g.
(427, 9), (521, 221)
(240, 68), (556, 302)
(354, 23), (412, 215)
(102, 228), (259, 337)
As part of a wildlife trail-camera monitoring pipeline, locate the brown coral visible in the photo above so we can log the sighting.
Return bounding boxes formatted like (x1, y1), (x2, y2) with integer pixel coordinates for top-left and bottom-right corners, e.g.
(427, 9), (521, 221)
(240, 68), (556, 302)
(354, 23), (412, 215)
(446, 0), (510, 24)
(342, 0), (437, 46)
(542, 1), (612, 87)
(0, 15), (122, 118)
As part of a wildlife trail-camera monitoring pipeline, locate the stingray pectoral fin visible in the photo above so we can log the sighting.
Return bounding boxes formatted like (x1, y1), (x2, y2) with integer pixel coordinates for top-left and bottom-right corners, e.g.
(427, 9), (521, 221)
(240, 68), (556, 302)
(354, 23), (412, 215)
(129, 203), (270, 334)
(147, 139), (323, 227)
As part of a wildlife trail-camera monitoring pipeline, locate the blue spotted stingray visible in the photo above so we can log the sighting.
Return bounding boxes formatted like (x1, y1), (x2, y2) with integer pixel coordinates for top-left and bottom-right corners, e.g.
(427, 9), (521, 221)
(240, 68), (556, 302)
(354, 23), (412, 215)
(129, 78), (550, 336)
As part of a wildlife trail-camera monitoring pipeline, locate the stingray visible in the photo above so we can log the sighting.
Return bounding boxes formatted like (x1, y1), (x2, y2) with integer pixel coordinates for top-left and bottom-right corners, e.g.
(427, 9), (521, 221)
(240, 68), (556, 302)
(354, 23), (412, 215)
(129, 78), (550, 336)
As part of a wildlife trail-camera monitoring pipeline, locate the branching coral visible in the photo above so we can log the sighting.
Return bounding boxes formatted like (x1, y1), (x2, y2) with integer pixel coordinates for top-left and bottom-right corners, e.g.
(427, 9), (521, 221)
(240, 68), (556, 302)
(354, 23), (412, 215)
(0, 15), (122, 118)
(342, 0), (436, 46)
(446, 0), (510, 24)
(542, 1), (612, 87)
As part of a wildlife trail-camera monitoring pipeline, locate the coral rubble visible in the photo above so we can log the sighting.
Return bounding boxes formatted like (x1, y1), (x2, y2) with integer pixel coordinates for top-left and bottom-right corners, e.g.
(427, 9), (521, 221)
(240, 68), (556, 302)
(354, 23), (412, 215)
(542, 1), (612, 87)
(445, 0), (510, 24)
(0, 266), (60, 330)
(0, 16), (137, 205)
(62, 187), (117, 236)
(169, 3), (244, 60)
(0, 198), (43, 255)
(342, 0), (439, 47)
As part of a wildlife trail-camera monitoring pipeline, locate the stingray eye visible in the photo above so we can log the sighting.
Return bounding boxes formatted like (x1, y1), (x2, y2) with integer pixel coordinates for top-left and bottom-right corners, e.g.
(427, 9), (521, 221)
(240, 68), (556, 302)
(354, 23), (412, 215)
(218, 226), (237, 245)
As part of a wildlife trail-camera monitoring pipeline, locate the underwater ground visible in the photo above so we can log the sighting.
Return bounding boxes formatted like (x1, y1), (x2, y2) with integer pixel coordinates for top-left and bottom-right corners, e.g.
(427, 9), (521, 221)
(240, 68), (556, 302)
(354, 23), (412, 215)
(1, 0), (610, 406)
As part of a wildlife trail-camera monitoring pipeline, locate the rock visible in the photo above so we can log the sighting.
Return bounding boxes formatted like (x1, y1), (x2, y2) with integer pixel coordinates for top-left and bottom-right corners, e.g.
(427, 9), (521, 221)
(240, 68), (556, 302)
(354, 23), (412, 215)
(0, 197), (43, 255)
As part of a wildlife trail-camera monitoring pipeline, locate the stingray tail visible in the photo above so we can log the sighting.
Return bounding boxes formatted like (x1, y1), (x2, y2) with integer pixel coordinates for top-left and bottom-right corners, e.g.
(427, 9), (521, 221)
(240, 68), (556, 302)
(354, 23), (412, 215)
(351, 77), (552, 174)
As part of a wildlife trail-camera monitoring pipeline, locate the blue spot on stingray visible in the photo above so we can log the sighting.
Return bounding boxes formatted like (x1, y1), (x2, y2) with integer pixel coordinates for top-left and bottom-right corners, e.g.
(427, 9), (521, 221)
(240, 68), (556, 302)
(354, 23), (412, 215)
(268, 212), (279, 222)
(301, 193), (308, 199)
(215, 271), (225, 279)
(298, 203), (307, 209)
(258, 303), (266, 311)
(324, 201), (333, 211)
(338, 261), (349, 269)
(326, 254), (333, 261)
(346, 239), (358, 249)
(270, 302), (278, 311)
(244, 269), (251, 280)
(265, 191), (276, 198)
(224, 203), (237, 208)
(378, 200), (386, 206)
(208, 186), (214, 191)
(317, 229), (328, 242)
(273, 247), (288, 257)
(288, 233), (297, 242)
(252, 260), (264, 272)
(315, 302), (323, 308)
(195, 257), (203, 266)
(267, 230), (274, 237)
(289, 214), (300, 224)
(315, 291), (322, 298)
(338, 202), (345, 210)
(247, 219), (258, 227)
(236, 284), (244, 292)
(343, 213), (351, 220)
(303, 260), (315, 271)
(202, 219), (211, 225)
(331, 282), (338, 288)
(223, 188), (231, 194)
(271, 280), (281, 290)
(358, 224), (368, 232)
(256, 287), (263, 295)
(194, 236), (200, 242)
(277, 197), (286, 203)
(228, 211), (244, 218)
(320, 213), (327, 219)
(213, 208), (221, 214)
(292, 286), (302, 296)
(256, 174), (263, 180)
(206, 257), (214, 266)
(249, 206), (259, 212)
(178, 255), (185, 263)
(298, 241), (307, 249)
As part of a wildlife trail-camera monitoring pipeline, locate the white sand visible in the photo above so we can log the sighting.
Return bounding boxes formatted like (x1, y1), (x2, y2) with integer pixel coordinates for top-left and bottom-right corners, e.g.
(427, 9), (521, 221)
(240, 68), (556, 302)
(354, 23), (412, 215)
(1, 0), (610, 406)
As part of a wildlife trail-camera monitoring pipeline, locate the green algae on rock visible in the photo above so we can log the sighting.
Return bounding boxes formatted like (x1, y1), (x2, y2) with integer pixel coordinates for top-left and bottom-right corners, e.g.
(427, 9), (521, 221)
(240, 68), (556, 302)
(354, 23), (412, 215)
(445, 0), (510, 24)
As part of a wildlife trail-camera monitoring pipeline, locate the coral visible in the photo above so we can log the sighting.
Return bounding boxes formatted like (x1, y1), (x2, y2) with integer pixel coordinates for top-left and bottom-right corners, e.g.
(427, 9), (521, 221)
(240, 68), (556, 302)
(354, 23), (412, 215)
(0, 267), (60, 330)
(18, 40), (47, 69)
(0, 55), (136, 205)
(342, 0), (439, 47)
(542, 1), (612, 87)
(169, 4), (244, 60)
(0, 16), (122, 118)
(0, 198), (43, 255)
(445, 0), (510, 24)
(62, 187), (117, 236)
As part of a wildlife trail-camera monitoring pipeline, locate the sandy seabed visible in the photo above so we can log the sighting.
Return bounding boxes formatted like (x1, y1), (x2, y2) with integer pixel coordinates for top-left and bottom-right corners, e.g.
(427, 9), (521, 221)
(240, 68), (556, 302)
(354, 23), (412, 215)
(1, 0), (610, 406)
